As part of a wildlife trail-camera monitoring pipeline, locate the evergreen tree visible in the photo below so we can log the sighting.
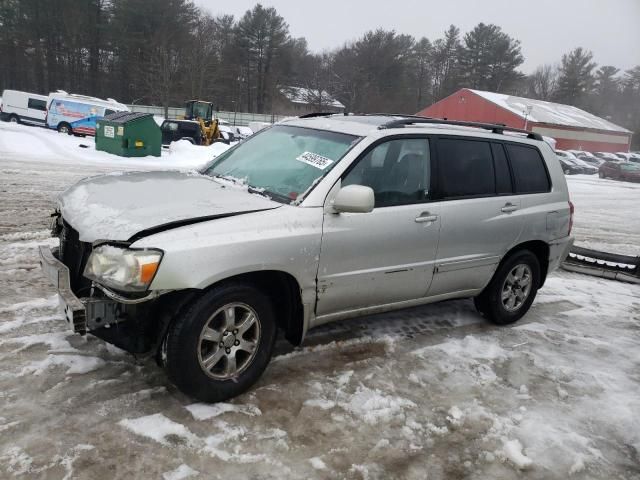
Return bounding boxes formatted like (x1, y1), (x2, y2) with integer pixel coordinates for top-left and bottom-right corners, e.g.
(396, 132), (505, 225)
(236, 4), (290, 113)
(554, 47), (596, 108)
(458, 23), (524, 92)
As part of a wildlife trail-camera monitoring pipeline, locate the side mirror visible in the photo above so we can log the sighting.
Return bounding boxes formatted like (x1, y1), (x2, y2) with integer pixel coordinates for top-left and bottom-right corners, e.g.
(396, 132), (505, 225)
(333, 184), (375, 213)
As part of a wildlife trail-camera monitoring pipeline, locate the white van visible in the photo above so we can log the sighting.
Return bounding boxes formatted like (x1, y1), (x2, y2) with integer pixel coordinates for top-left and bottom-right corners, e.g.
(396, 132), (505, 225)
(46, 91), (129, 135)
(0, 90), (48, 126)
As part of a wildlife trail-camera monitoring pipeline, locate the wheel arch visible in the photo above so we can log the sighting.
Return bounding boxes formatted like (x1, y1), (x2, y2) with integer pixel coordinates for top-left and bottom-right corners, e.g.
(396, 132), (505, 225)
(503, 240), (550, 287)
(218, 270), (306, 346)
(156, 269), (306, 353)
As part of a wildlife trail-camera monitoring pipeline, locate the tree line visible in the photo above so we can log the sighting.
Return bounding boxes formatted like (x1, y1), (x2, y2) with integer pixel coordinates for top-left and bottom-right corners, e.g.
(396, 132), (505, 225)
(0, 0), (638, 146)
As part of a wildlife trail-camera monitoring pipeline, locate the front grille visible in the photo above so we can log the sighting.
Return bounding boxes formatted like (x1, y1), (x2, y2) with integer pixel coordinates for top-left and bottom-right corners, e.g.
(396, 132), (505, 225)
(59, 220), (93, 296)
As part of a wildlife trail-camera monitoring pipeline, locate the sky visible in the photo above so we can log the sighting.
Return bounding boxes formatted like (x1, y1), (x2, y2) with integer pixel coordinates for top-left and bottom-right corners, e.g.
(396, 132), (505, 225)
(193, 0), (640, 74)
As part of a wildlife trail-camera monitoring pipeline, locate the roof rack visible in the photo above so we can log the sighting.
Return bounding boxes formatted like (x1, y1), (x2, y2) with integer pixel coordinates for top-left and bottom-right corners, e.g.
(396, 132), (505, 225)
(378, 117), (543, 141)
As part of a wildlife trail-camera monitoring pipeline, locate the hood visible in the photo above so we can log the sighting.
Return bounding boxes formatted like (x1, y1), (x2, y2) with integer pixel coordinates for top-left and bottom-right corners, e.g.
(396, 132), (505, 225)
(59, 171), (280, 242)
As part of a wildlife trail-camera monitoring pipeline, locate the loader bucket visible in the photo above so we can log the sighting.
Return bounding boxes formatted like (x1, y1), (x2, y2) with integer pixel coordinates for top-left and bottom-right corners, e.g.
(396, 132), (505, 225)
(562, 245), (640, 284)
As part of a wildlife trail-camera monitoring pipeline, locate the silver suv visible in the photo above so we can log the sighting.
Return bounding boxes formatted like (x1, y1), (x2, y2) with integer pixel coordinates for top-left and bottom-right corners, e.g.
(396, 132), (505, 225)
(40, 115), (574, 402)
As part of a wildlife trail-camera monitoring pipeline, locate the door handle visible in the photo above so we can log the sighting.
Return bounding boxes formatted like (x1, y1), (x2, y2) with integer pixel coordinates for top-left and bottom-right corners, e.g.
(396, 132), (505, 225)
(501, 203), (518, 213)
(415, 212), (438, 223)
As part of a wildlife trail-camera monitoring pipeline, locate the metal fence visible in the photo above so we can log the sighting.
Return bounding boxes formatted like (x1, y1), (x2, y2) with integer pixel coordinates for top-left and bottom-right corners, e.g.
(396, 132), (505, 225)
(127, 104), (286, 126)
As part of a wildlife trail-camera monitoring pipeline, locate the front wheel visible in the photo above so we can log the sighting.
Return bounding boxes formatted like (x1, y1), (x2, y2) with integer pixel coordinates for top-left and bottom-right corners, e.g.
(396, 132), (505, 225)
(165, 283), (277, 402)
(474, 250), (541, 325)
(9, 114), (19, 123)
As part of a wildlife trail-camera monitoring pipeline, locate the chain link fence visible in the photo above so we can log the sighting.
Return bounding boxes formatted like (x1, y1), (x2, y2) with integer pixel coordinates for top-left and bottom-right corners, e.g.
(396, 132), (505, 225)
(127, 104), (287, 126)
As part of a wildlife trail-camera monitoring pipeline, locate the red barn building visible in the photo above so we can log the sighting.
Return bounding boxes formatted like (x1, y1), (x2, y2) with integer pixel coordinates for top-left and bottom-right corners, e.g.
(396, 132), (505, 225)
(416, 88), (632, 153)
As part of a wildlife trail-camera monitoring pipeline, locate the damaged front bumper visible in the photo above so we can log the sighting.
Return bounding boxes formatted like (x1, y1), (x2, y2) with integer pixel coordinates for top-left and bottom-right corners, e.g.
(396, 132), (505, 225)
(38, 245), (157, 337)
(39, 245), (89, 334)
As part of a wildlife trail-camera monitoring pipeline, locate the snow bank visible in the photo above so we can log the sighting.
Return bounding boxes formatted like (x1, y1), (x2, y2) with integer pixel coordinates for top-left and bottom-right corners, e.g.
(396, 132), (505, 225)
(0, 122), (230, 170)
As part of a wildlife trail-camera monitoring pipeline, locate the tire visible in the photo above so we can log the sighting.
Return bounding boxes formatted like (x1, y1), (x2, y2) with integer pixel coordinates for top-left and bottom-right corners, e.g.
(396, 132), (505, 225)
(474, 250), (541, 326)
(57, 123), (72, 135)
(165, 282), (277, 402)
(9, 114), (19, 124)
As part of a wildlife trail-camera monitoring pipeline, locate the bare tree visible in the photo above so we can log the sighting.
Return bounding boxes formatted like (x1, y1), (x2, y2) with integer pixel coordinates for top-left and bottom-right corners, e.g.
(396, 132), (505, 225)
(528, 64), (558, 100)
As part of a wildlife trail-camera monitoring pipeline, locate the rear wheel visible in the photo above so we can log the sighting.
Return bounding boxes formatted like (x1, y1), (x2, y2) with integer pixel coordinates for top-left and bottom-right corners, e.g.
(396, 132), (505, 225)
(165, 282), (277, 402)
(474, 250), (541, 325)
(9, 114), (19, 123)
(57, 122), (72, 135)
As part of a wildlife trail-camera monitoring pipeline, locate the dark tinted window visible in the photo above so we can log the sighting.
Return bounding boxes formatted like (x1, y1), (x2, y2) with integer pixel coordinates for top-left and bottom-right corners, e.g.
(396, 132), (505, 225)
(28, 98), (46, 111)
(437, 138), (494, 198)
(506, 144), (550, 193)
(492, 143), (512, 194)
(343, 138), (430, 208)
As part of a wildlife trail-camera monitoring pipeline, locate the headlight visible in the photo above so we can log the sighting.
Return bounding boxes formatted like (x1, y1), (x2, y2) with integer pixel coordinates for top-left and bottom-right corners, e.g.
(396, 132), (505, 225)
(83, 245), (163, 292)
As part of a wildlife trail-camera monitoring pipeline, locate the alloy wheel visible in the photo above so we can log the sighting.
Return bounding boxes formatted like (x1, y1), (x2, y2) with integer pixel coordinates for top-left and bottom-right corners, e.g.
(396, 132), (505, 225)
(501, 264), (533, 312)
(197, 302), (261, 380)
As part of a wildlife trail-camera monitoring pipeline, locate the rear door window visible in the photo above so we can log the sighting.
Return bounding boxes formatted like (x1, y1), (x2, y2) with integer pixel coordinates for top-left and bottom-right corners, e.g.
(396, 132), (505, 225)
(506, 144), (551, 194)
(437, 138), (495, 198)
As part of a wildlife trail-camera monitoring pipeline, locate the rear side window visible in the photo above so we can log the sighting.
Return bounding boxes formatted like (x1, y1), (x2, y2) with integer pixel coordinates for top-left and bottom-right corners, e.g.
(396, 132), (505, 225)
(437, 138), (494, 198)
(506, 144), (551, 193)
(28, 98), (46, 111)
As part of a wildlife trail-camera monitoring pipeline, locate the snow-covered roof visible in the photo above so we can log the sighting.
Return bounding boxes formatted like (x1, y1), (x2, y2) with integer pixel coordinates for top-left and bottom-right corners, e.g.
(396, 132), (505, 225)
(280, 86), (345, 109)
(468, 89), (630, 133)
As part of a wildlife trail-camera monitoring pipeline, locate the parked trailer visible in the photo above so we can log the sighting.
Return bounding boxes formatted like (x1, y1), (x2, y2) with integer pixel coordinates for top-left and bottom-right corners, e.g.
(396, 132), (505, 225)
(46, 91), (128, 136)
(0, 89), (48, 126)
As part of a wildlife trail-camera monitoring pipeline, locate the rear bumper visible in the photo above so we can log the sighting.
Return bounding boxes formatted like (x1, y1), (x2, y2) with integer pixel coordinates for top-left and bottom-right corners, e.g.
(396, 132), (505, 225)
(562, 246), (640, 284)
(38, 245), (88, 334)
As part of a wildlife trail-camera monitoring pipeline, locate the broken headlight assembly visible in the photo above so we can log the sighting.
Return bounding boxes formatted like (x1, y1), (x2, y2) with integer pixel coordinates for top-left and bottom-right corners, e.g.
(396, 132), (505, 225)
(83, 245), (163, 292)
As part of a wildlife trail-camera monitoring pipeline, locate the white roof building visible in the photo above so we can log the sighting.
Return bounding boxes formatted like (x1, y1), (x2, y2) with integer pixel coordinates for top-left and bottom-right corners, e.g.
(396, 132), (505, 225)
(279, 86), (345, 111)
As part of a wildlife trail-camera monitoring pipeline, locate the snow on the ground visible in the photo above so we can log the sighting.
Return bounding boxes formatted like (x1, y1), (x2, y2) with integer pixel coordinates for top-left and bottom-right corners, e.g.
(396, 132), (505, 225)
(566, 174), (640, 255)
(0, 137), (639, 478)
(0, 121), (230, 170)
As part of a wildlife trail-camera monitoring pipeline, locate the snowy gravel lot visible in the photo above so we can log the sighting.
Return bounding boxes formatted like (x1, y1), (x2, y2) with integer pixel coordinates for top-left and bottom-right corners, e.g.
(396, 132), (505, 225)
(1, 124), (639, 479)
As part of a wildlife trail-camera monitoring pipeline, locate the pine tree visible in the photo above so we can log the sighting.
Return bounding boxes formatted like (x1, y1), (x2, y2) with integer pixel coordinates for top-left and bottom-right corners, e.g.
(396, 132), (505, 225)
(554, 47), (597, 107)
(458, 23), (524, 92)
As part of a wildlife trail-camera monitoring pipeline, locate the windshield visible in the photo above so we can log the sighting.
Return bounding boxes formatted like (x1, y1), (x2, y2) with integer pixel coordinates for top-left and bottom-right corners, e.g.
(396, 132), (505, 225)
(202, 125), (360, 202)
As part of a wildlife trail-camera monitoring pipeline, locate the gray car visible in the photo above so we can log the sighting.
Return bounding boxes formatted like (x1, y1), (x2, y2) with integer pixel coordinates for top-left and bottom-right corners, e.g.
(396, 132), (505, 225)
(39, 115), (574, 402)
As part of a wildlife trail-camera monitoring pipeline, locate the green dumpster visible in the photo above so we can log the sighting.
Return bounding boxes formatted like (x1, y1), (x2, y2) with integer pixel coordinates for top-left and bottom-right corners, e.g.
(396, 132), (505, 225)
(95, 112), (161, 157)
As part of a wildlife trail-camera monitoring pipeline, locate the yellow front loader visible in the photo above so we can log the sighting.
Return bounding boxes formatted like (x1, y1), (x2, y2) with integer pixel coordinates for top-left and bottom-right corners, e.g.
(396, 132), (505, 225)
(182, 100), (221, 146)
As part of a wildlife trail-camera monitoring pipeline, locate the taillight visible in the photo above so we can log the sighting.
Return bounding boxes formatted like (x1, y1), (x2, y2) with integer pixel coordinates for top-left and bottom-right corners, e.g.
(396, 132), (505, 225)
(568, 200), (574, 235)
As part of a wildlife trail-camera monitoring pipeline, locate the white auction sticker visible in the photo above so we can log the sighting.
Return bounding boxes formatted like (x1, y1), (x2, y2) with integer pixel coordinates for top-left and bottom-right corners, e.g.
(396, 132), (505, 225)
(296, 151), (334, 170)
